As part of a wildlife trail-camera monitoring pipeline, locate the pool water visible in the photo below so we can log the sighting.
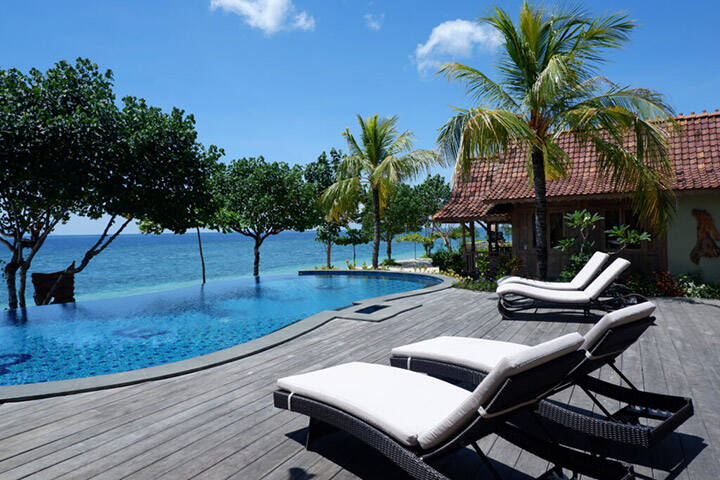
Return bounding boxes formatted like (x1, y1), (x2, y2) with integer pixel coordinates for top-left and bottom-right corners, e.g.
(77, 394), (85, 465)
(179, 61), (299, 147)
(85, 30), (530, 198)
(0, 273), (439, 386)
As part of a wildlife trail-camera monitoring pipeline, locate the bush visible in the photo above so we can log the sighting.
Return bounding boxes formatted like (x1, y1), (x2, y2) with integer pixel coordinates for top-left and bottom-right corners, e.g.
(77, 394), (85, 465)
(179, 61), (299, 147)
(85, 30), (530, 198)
(381, 258), (400, 267)
(455, 277), (498, 292)
(476, 251), (523, 280)
(622, 269), (720, 299)
(430, 248), (464, 274)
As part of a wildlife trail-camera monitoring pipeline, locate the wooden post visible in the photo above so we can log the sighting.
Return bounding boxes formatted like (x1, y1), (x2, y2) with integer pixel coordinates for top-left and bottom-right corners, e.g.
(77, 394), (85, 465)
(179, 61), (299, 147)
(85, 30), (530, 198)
(461, 222), (468, 274)
(470, 220), (476, 275)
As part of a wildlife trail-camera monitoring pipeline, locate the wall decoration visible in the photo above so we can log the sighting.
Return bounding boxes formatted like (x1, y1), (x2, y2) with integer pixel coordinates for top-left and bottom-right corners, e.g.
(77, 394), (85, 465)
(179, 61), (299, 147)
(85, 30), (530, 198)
(690, 209), (720, 264)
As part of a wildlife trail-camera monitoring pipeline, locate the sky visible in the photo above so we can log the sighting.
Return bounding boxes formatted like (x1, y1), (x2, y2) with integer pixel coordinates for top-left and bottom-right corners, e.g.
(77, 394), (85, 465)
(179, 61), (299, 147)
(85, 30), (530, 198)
(1, 0), (719, 234)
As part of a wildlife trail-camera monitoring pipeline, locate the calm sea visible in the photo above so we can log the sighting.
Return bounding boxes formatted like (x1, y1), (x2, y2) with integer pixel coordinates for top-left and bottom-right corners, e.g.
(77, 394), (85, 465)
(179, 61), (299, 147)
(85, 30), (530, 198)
(1, 231), (450, 305)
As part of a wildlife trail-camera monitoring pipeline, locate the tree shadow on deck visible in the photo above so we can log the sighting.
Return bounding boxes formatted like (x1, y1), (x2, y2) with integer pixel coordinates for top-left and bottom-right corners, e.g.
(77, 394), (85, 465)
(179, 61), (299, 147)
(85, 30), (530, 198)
(284, 426), (533, 480)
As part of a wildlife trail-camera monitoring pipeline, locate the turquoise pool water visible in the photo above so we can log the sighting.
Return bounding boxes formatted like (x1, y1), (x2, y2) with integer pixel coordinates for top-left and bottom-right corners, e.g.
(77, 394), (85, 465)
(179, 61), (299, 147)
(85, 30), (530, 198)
(0, 272), (439, 386)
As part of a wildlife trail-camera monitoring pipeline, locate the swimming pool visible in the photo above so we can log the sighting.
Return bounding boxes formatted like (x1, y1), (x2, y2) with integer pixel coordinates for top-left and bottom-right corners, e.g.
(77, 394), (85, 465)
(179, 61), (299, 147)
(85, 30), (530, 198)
(0, 272), (440, 386)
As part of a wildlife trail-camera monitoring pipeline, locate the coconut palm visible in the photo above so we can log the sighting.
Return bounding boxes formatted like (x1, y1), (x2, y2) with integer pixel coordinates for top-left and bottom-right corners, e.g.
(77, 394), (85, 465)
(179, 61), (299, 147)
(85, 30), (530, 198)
(322, 114), (439, 268)
(437, 2), (676, 279)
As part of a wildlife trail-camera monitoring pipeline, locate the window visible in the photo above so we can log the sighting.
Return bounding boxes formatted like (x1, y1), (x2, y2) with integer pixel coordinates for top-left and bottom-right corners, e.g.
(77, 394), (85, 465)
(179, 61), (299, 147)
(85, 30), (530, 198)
(549, 212), (564, 248)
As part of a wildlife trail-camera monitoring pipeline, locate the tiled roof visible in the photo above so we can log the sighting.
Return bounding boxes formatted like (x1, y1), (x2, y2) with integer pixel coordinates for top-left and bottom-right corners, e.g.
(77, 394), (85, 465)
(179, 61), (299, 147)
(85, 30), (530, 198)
(434, 111), (720, 222)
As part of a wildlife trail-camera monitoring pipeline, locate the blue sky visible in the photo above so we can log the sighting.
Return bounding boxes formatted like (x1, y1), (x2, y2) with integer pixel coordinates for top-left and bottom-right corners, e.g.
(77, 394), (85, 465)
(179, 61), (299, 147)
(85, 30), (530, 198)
(2, 0), (719, 234)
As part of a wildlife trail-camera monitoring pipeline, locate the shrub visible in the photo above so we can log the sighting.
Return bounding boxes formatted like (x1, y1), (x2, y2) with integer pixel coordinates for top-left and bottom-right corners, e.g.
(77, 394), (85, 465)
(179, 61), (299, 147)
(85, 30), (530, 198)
(455, 277), (498, 292)
(476, 251), (523, 280)
(430, 248), (464, 274)
(381, 258), (399, 267)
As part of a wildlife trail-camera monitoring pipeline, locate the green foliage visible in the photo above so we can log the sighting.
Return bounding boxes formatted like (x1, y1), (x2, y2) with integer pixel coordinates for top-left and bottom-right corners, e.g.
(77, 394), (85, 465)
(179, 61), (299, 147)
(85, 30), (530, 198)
(213, 156), (317, 275)
(429, 248), (464, 274)
(555, 209), (651, 281)
(414, 174), (451, 221)
(305, 149), (347, 267)
(0, 58), (221, 308)
(397, 232), (439, 257)
(436, 1), (677, 282)
(454, 277), (498, 292)
(475, 250), (523, 281)
(554, 210), (602, 253)
(606, 225), (652, 252)
(381, 258), (399, 267)
(320, 114), (442, 267)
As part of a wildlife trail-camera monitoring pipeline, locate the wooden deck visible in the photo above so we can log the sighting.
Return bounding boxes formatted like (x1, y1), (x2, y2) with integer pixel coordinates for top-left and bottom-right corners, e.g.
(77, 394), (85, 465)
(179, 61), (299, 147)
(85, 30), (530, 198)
(0, 289), (719, 479)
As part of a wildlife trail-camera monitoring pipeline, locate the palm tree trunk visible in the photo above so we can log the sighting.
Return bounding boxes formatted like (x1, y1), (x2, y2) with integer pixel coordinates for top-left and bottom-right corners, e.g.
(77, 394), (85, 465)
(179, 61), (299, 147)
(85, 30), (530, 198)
(386, 236), (392, 261)
(371, 187), (381, 268)
(196, 227), (206, 284)
(326, 243), (332, 268)
(531, 148), (549, 280)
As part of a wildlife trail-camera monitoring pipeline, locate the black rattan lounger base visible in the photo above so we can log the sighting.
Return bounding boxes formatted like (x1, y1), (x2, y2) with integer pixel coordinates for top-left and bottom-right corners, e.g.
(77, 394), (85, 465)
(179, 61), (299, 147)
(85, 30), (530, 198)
(390, 355), (693, 450)
(273, 390), (634, 480)
(498, 293), (647, 320)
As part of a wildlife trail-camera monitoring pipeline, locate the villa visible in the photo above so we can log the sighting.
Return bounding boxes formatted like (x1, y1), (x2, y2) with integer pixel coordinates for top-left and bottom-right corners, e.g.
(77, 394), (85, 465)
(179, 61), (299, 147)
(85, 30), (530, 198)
(435, 111), (720, 279)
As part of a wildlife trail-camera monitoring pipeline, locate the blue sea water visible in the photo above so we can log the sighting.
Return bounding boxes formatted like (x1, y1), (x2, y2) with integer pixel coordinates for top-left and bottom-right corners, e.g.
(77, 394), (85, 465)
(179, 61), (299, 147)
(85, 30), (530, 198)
(0, 273), (439, 385)
(1, 231), (445, 305)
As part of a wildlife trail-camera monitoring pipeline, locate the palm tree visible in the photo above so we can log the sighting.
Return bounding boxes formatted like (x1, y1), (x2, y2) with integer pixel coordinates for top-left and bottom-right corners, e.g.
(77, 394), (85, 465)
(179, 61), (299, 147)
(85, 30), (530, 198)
(437, 2), (676, 279)
(322, 114), (439, 268)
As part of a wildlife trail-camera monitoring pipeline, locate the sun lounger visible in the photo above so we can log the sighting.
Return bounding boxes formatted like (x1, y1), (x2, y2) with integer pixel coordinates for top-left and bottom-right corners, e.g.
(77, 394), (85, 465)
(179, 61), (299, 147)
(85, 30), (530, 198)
(498, 251), (610, 290)
(390, 302), (694, 451)
(497, 257), (638, 318)
(274, 333), (634, 480)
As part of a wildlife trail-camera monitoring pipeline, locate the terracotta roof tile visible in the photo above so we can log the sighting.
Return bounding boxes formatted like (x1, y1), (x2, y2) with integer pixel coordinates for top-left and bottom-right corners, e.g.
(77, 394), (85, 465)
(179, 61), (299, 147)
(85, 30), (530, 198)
(435, 112), (720, 221)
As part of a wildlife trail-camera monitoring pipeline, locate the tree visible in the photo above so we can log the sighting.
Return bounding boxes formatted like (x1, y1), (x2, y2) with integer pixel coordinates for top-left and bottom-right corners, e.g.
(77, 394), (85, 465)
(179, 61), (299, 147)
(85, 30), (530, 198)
(321, 114), (440, 268)
(437, 2), (675, 279)
(305, 149), (346, 268)
(48, 98), (223, 301)
(0, 59), (117, 308)
(362, 183), (426, 261)
(315, 223), (342, 268)
(335, 228), (369, 266)
(397, 232), (439, 257)
(214, 157), (317, 276)
(414, 174), (452, 249)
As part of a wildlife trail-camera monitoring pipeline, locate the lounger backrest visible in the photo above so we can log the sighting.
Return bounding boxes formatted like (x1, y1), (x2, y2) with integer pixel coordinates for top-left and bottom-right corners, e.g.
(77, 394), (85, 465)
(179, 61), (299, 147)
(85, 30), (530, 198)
(583, 258), (631, 300)
(416, 332), (584, 449)
(570, 251), (610, 289)
(582, 301), (656, 353)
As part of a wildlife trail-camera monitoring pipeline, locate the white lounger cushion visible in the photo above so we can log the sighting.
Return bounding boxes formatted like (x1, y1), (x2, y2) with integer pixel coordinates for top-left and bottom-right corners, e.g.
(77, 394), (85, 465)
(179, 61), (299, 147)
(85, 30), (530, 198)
(391, 302), (656, 378)
(498, 251), (609, 291)
(497, 257), (631, 303)
(278, 333), (583, 451)
(416, 332), (583, 449)
(277, 362), (472, 447)
(582, 301), (656, 352)
(391, 336), (530, 372)
(497, 283), (591, 303)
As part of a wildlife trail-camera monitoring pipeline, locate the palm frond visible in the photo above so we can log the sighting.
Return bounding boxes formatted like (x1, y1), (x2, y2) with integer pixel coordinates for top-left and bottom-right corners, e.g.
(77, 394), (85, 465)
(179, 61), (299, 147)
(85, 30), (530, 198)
(437, 107), (537, 179)
(438, 62), (519, 110)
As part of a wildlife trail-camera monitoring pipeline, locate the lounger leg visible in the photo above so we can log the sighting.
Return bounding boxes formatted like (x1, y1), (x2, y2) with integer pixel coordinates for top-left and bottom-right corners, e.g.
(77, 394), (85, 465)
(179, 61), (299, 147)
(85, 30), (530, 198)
(608, 361), (639, 391)
(305, 417), (336, 451)
(471, 442), (504, 480)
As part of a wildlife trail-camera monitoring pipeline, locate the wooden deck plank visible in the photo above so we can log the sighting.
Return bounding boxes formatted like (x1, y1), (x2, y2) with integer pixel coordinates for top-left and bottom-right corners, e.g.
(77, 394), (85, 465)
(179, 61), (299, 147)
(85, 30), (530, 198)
(0, 290), (717, 479)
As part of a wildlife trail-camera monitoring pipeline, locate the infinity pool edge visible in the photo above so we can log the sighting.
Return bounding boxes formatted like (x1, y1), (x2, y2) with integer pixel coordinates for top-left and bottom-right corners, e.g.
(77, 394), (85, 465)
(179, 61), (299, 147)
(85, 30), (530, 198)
(0, 270), (454, 402)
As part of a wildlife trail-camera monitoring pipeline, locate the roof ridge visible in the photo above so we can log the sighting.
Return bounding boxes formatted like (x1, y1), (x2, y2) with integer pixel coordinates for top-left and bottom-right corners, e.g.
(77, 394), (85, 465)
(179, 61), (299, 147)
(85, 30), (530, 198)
(675, 110), (720, 119)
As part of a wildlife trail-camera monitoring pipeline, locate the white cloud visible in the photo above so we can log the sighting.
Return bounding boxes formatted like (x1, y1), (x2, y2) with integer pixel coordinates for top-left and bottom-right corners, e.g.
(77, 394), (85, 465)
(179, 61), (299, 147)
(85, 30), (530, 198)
(363, 13), (384, 31)
(211, 0), (315, 35)
(414, 19), (501, 73)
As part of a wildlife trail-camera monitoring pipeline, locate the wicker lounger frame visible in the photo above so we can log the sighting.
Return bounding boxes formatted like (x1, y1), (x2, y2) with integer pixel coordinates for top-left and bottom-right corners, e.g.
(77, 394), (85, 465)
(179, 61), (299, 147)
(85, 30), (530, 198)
(390, 315), (694, 451)
(497, 286), (646, 320)
(274, 349), (633, 480)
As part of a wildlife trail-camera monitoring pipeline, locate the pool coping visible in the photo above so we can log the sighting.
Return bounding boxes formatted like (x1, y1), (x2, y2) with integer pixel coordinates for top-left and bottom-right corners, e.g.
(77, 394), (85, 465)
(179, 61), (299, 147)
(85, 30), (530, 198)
(0, 270), (454, 403)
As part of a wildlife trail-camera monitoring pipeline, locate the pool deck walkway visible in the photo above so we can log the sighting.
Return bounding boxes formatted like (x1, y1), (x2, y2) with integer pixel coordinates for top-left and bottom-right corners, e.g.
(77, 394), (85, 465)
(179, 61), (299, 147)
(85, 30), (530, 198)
(0, 289), (719, 479)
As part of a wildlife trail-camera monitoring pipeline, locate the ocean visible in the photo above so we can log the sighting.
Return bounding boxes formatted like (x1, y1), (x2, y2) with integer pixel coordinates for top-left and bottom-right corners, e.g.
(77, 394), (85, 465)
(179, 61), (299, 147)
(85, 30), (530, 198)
(1, 231), (452, 306)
